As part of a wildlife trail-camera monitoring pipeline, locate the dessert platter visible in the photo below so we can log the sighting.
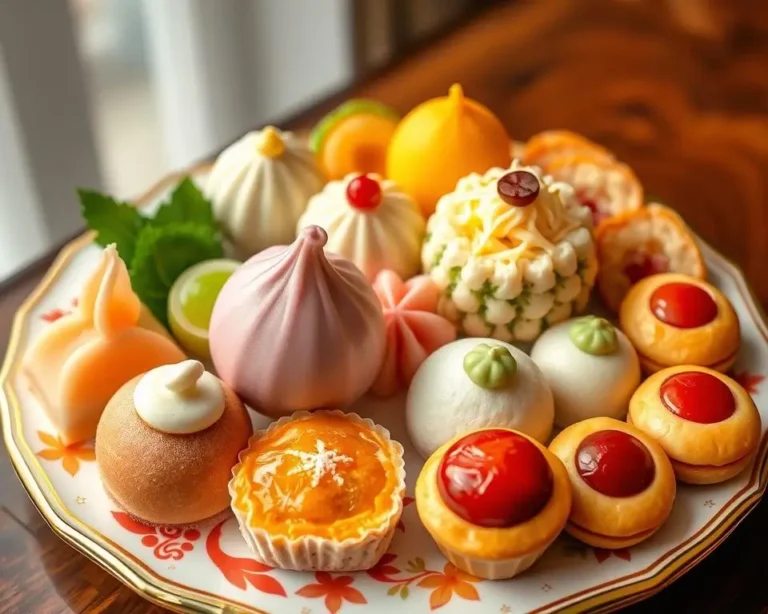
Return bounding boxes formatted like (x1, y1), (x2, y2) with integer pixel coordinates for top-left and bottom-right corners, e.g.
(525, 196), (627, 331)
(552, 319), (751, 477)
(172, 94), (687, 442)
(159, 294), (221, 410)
(3, 84), (768, 614)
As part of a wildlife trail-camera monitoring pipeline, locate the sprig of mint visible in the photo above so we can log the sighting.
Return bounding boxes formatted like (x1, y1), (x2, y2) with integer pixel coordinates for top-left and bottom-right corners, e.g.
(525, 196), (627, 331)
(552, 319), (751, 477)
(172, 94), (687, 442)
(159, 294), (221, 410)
(79, 177), (223, 327)
(78, 191), (146, 263)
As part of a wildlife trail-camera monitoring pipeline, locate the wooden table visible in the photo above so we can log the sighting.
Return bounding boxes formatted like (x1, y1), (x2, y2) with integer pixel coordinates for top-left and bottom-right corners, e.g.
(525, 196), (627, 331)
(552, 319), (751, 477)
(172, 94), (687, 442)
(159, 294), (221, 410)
(3, 0), (768, 611)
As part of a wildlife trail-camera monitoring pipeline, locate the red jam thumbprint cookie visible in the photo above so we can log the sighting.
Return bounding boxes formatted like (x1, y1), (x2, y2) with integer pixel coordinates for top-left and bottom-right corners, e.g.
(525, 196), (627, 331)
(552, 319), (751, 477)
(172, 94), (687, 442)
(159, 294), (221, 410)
(629, 366), (761, 484)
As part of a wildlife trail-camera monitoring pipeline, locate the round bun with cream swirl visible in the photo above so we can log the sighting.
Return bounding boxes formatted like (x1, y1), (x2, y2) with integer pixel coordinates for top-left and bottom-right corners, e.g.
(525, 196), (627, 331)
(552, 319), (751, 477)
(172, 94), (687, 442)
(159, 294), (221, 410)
(95, 360), (252, 527)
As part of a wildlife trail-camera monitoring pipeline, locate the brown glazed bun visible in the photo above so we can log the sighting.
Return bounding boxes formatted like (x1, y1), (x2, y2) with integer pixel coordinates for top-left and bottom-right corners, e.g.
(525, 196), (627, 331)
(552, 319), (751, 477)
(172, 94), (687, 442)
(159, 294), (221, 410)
(96, 371), (252, 526)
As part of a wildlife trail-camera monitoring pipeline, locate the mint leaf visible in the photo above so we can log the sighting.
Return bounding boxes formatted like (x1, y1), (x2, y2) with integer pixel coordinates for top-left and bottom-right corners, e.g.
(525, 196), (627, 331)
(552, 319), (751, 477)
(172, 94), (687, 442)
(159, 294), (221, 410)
(153, 177), (217, 229)
(129, 222), (224, 325)
(78, 189), (146, 263)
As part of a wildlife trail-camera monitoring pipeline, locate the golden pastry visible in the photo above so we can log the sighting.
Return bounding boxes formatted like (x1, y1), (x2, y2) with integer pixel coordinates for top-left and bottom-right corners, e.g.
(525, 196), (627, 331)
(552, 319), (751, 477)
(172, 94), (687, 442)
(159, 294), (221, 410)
(629, 366), (761, 484)
(596, 204), (706, 313)
(549, 417), (676, 549)
(619, 273), (740, 373)
(416, 428), (571, 580)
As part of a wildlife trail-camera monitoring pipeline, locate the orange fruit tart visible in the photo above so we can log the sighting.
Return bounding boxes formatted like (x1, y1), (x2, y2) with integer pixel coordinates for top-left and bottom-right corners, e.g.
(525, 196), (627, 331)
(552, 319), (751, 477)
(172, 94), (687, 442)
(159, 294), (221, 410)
(543, 152), (643, 228)
(229, 410), (406, 571)
(629, 366), (761, 484)
(597, 204), (706, 312)
(522, 130), (614, 169)
(619, 273), (740, 374)
(549, 418), (676, 549)
(415, 428), (571, 580)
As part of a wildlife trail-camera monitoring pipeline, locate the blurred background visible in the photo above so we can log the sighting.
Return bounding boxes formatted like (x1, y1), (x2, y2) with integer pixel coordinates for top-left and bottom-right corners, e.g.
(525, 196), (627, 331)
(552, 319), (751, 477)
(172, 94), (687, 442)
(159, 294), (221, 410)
(0, 0), (499, 282)
(0, 0), (765, 283)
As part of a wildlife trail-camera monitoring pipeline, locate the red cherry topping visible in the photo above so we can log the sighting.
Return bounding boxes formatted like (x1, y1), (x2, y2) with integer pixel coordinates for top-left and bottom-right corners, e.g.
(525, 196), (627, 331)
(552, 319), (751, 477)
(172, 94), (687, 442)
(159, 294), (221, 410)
(660, 371), (736, 424)
(437, 429), (553, 528)
(345, 174), (382, 210)
(624, 250), (670, 285)
(497, 171), (540, 207)
(576, 430), (655, 498)
(649, 282), (718, 328)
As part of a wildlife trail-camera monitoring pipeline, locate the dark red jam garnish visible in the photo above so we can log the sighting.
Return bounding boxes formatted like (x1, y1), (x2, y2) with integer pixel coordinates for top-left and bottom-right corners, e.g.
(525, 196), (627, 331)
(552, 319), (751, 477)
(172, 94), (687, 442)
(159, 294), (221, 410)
(437, 429), (553, 528)
(624, 250), (670, 285)
(345, 174), (382, 210)
(576, 430), (655, 498)
(497, 170), (540, 207)
(660, 371), (736, 424)
(649, 282), (718, 328)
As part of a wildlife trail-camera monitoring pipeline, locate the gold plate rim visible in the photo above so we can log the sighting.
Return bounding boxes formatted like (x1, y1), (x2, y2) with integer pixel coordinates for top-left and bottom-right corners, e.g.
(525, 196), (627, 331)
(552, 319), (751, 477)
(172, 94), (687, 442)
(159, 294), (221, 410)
(2, 165), (767, 614)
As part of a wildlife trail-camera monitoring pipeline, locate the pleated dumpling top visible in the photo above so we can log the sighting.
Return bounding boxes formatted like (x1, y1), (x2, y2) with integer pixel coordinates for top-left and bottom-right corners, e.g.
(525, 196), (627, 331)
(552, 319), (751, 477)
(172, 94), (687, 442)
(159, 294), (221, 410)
(206, 126), (326, 259)
(297, 173), (425, 281)
(209, 225), (386, 417)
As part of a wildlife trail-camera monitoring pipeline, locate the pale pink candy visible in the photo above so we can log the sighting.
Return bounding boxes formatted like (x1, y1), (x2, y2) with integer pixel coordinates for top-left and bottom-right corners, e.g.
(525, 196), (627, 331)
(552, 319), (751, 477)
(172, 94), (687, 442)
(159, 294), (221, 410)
(371, 270), (457, 397)
(209, 225), (386, 417)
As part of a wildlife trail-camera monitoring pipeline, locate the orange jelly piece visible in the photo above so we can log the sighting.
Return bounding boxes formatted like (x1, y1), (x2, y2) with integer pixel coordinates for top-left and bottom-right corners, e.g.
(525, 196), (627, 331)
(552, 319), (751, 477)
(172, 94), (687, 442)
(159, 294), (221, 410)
(232, 414), (398, 541)
(22, 245), (185, 445)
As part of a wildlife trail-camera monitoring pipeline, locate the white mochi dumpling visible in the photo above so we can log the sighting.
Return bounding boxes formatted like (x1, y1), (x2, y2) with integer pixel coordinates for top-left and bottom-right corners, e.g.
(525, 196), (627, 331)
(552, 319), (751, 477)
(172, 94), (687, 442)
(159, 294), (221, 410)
(530, 316), (641, 428)
(405, 337), (554, 459)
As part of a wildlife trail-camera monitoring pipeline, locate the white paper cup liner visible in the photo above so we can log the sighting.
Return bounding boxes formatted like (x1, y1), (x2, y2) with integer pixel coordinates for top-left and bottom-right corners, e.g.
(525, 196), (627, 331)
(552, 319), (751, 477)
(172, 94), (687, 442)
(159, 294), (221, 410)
(436, 537), (554, 580)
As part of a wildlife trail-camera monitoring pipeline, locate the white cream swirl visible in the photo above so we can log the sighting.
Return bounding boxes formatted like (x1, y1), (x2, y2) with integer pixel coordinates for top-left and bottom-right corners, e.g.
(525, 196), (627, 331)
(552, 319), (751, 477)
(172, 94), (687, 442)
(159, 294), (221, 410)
(432, 160), (590, 262)
(134, 360), (225, 434)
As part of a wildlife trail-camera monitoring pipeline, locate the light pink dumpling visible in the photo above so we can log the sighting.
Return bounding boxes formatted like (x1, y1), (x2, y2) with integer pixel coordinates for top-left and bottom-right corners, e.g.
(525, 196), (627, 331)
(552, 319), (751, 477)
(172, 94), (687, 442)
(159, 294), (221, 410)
(209, 225), (386, 417)
(371, 270), (457, 397)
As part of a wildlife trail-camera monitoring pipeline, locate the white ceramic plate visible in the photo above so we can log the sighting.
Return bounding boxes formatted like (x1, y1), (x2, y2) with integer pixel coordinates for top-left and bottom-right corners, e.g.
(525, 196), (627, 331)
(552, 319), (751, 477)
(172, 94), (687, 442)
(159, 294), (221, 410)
(3, 167), (768, 614)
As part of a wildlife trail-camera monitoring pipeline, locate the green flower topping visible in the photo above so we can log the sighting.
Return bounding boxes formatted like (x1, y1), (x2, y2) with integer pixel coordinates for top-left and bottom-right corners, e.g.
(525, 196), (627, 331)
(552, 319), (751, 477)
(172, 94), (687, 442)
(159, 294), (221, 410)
(463, 343), (517, 389)
(569, 316), (618, 356)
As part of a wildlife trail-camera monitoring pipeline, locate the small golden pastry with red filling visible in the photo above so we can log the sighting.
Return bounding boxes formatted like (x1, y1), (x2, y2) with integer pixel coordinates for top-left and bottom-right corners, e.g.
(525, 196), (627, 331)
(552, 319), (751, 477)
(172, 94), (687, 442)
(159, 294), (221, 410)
(628, 366), (761, 484)
(522, 130), (614, 169)
(543, 152), (643, 228)
(597, 204), (706, 312)
(229, 410), (405, 571)
(619, 273), (740, 374)
(416, 428), (571, 580)
(549, 417), (676, 549)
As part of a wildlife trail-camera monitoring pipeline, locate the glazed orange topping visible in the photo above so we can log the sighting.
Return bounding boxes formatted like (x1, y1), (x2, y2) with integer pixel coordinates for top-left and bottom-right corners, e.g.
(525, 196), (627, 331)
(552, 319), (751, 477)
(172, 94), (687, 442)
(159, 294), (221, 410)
(232, 414), (399, 540)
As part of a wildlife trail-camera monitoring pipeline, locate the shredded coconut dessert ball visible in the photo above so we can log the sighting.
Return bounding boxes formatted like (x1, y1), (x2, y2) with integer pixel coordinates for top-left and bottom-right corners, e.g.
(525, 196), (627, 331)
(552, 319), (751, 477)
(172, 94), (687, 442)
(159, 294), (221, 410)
(422, 160), (598, 343)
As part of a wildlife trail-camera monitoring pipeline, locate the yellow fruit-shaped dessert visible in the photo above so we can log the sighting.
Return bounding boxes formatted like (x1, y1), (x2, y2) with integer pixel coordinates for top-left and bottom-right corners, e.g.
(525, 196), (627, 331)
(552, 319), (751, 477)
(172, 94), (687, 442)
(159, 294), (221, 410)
(386, 84), (511, 215)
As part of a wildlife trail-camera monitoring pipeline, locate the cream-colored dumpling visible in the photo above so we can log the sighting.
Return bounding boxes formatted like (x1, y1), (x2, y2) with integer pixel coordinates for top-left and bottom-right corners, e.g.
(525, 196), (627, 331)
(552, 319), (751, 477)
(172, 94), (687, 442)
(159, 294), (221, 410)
(297, 173), (425, 281)
(405, 337), (554, 459)
(530, 317), (641, 428)
(206, 126), (325, 259)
